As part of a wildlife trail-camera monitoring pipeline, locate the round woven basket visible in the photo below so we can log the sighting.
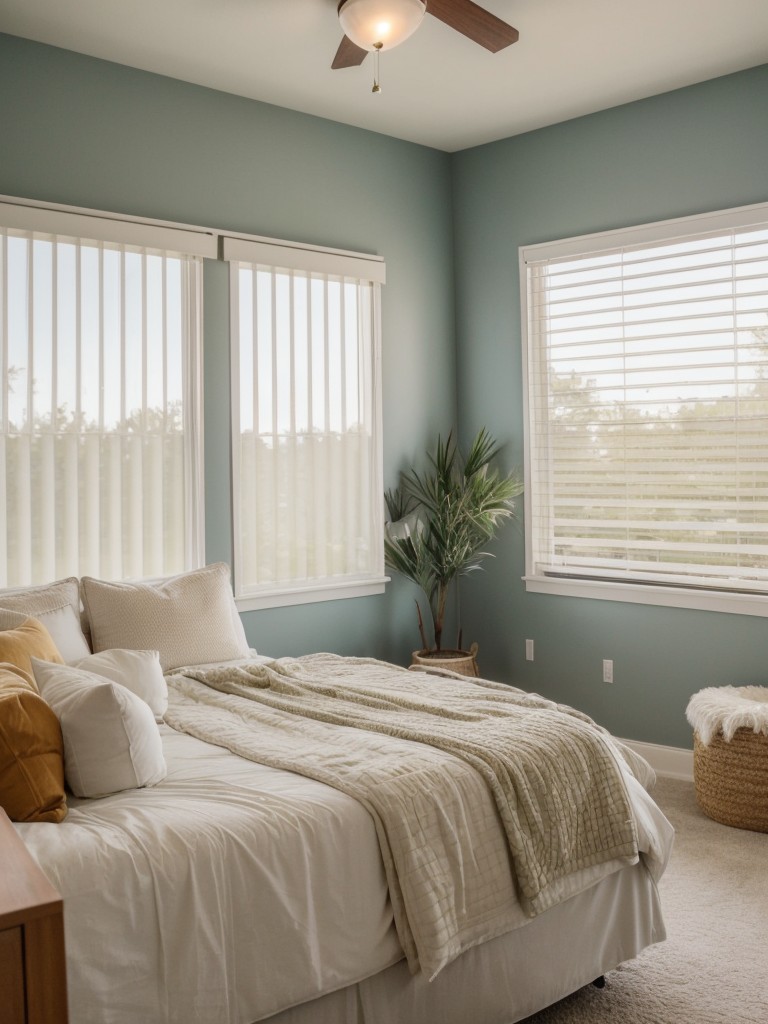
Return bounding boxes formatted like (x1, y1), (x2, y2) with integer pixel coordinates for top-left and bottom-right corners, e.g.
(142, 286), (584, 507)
(693, 728), (768, 833)
(411, 644), (479, 678)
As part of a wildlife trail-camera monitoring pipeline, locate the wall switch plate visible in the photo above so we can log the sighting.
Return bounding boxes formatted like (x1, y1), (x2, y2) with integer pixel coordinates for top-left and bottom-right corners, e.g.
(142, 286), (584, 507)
(603, 659), (614, 684)
(525, 639), (534, 661)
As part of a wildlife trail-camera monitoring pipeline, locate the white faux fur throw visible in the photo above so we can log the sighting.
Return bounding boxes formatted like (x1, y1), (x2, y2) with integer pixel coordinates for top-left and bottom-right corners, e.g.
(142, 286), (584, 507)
(686, 686), (768, 744)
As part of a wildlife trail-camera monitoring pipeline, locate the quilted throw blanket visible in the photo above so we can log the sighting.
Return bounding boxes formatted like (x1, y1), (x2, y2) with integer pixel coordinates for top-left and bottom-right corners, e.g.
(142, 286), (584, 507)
(165, 655), (643, 979)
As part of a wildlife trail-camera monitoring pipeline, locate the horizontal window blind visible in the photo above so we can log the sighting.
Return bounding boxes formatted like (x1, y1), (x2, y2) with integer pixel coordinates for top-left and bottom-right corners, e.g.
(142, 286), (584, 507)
(0, 224), (204, 587)
(523, 204), (768, 594)
(230, 253), (384, 603)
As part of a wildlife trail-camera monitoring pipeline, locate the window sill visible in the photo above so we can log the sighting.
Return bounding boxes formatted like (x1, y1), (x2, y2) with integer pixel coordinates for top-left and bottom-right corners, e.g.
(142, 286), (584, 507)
(235, 577), (389, 612)
(523, 575), (768, 618)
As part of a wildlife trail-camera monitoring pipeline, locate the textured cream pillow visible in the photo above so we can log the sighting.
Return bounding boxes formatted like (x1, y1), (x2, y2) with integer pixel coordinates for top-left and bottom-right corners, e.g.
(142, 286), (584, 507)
(75, 649), (168, 721)
(81, 563), (250, 671)
(0, 611), (64, 675)
(0, 578), (90, 663)
(32, 659), (167, 799)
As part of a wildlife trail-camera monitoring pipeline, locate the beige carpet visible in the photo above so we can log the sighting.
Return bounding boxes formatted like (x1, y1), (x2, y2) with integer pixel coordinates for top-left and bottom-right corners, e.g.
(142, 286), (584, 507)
(526, 776), (768, 1024)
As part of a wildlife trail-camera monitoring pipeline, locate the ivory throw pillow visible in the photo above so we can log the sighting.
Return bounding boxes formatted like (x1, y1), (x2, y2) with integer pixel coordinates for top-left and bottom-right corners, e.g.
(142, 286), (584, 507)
(75, 649), (168, 721)
(0, 612), (64, 675)
(32, 659), (167, 799)
(0, 663), (67, 823)
(81, 563), (250, 671)
(0, 578), (90, 663)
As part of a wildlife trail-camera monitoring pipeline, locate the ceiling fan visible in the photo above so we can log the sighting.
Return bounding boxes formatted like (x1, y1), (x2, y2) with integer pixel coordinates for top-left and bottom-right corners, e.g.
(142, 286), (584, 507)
(331, 0), (519, 70)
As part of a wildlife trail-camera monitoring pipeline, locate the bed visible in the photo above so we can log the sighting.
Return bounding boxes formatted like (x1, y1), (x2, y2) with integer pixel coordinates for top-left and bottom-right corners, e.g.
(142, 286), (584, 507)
(1, 564), (674, 1024)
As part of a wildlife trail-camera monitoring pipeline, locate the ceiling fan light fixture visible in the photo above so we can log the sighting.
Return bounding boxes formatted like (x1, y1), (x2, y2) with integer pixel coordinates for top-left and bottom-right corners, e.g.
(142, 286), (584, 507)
(338, 0), (426, 52)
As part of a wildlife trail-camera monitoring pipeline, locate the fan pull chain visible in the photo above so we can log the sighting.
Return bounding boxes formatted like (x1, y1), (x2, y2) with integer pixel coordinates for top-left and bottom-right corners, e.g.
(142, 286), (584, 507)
(372, 42), (382, 93)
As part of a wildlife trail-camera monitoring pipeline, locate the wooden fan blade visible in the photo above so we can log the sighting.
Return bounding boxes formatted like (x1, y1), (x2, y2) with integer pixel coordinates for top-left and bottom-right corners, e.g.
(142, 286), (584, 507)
(332, 35), (369, 69)
(427, 0), (519, 52)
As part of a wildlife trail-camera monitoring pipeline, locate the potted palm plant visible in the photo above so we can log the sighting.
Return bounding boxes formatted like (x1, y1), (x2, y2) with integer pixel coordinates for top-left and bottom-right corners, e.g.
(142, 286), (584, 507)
(384, 428), (523, 676)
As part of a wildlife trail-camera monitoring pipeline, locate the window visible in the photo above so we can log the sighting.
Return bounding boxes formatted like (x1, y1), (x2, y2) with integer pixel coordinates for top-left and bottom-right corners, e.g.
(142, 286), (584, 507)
(226, 236), (386, 608)
(0, 199), (212, 587)
(521, 202), (768, 617)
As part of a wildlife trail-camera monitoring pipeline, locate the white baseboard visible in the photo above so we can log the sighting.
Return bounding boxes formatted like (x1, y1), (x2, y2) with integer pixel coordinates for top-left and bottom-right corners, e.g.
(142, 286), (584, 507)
(620, 738), (694, 781)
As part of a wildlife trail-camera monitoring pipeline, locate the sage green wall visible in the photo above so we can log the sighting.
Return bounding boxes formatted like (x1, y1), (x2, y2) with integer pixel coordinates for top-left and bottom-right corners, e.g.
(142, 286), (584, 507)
(451, 65), (768, 747)
(0, 33), (456, 662)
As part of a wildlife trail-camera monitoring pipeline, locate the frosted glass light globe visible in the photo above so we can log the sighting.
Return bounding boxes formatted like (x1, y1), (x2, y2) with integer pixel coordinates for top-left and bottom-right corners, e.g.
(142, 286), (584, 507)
(338, 0), (426, 51)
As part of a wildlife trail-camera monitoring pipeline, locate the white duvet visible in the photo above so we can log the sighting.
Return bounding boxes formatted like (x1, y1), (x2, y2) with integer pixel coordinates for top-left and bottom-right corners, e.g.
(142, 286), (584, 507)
(16, 724), (403, 1024)
(14, 663), (673, 1024)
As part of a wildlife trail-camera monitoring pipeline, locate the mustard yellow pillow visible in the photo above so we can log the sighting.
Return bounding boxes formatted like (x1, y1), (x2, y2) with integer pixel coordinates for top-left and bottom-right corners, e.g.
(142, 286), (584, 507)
(0, 613), (64, 675)
(0, 662), (67, 823)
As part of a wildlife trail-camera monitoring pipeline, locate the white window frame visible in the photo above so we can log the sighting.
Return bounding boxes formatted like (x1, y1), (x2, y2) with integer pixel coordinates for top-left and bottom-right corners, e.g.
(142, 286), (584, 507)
(521, 201), (768, 619)
(225, 234), (387, 610)
(0, 195), (213, 586)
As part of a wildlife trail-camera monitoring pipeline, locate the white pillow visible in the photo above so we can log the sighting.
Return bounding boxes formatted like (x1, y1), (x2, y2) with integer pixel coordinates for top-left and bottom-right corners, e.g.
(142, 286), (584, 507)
(75, 649), (168, 722)
(80, 563), (250, 671)
(31, 658), (167, 799)
(0, 578), (90, 663)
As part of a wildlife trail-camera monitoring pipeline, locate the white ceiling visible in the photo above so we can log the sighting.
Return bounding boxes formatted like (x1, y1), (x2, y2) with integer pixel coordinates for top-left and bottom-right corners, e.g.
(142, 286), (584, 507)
(1, 0), (768, 152)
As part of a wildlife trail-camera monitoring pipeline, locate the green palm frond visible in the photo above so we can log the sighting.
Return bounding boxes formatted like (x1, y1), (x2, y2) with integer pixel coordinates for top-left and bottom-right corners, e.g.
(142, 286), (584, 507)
(384, 485), (417, 523)
(384, 429), (523, 651)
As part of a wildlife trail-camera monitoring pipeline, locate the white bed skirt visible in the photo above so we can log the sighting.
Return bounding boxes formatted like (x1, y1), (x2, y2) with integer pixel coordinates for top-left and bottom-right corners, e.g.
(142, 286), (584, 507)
(262, 861), (664, 1024)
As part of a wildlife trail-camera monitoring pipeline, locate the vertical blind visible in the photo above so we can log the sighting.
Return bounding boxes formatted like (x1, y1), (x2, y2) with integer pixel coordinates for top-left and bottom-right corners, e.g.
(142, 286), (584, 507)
(523, 204), (768, 593)
(0, 223), (204, 586)
(228, 240), (385, 602)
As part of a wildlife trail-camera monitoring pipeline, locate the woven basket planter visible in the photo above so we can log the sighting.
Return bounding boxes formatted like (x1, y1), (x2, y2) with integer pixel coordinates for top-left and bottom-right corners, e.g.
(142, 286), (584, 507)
(411, 643), (479, 678)
(693, 728), (768, 833)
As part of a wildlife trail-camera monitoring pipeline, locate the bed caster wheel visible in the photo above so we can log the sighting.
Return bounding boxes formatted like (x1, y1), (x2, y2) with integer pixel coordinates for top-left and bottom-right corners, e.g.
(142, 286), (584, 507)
(592, 976), (606, 989)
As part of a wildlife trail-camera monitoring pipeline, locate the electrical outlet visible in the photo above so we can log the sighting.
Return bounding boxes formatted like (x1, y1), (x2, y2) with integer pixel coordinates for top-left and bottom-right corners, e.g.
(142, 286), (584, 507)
(525, 639), (534, 661)
(602, 659), (614, 684)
